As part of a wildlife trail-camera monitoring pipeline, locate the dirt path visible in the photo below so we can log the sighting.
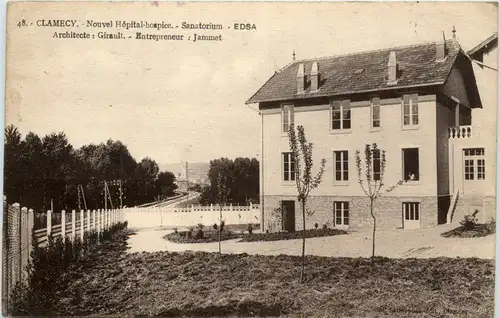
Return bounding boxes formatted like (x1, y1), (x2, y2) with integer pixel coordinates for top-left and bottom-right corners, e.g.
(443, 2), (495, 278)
(126, 224), (495, 259)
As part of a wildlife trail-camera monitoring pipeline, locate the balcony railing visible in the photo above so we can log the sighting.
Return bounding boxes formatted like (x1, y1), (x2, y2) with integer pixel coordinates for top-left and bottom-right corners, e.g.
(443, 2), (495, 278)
(448, 125), (472, 139)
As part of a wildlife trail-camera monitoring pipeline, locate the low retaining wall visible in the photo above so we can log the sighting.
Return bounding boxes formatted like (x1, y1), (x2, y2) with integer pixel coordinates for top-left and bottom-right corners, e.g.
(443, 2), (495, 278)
(125, 206), (260, 229)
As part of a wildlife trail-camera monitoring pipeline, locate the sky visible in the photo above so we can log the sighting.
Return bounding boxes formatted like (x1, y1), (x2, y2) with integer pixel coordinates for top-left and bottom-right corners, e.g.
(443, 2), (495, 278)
(5, 2), (498, 165)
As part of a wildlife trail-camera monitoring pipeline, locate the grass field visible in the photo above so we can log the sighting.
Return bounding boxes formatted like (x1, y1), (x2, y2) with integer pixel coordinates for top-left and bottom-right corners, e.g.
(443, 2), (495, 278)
(50, 230), (495, 317)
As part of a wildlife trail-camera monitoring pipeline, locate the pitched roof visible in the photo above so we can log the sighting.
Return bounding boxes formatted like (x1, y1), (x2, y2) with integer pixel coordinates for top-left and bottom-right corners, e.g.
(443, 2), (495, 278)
(467, 32), (498, 57)
(246, 40), (462, 104)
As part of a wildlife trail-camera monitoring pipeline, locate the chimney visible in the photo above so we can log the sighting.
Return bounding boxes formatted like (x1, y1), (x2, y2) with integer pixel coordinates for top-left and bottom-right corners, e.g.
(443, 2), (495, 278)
(387, 51), (398, 85)
(436, 31), (447, 61)
(297, 63), (305, 94)
(311, 62), (320, 92)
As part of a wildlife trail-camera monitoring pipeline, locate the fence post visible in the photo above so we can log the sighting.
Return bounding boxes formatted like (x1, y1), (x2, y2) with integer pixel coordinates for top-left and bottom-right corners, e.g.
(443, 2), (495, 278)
(20, 207), (28, 281)
(27, 208), (34, 265)
(87, 209), (91, 233)
(250, 202), (253, 211)
(47, 209), (52, 237)
(97, 209), (101, 234)
(230, 203), (233, 212)
(105, 210), (108, 229)
(71, 210), (76, 241)
(13, 203), (22, 284)
(210, 204), (213, 212)
(61, 210), (66, 242)
(80, 210), (84, 241)
(92, 209), (96, 231)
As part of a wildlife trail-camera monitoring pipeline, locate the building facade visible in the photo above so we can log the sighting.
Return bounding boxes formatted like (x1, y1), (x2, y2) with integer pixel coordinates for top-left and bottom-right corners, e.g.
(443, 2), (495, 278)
(247, 32), (496, 232)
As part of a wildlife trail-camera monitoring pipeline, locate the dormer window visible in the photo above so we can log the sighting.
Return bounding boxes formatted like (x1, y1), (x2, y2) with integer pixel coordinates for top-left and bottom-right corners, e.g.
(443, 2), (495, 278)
(281, 104), (294, 133)
(331, 100), (351, 130)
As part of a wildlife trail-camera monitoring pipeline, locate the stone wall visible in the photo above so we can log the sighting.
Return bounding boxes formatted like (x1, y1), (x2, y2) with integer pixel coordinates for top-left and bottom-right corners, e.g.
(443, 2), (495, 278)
(454, 195), (496, 224)
(262, 195), (439, 232)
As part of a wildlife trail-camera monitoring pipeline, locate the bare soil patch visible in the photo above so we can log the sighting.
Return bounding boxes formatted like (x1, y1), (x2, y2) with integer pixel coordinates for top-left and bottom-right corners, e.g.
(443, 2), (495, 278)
(50, 232), (494, 317)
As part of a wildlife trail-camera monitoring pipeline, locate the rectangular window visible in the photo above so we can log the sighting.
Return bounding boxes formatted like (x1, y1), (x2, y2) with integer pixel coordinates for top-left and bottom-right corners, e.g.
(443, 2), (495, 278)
(282, 104), (294, 133)
(333, 201), (349, 226)
(331, 100), (351, 130)
(403, 202), (420, 220)
(333, 151), (349, 181)
(372, 149), (381, 181)
(282, 152), (295, 181)
(402, 148), (420, 181)
(371, 96), (381, 128)
(464, 148), (485, 180)
(402, 94), (418, 126)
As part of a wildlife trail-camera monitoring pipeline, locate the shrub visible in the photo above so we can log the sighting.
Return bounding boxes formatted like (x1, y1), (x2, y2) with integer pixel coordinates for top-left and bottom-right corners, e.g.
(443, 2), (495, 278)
(213, 223), (218, 230)
(248, 224), (253, 235)
(8, 221), (129, 316)
(460, 210), (479, 231)
(220, 220), (225, 232)
(174, 228), (178, 234)
(314, 223), (319, 229)
(187, 227), (193, 239)
(486, 219), (496, 233)
(195, 224), (204, 239)
(322, 224), (328, 230)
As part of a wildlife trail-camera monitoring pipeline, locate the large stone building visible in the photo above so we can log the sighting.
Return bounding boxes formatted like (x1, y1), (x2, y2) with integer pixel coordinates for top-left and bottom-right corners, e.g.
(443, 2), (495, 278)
(246, 31), (497, 232)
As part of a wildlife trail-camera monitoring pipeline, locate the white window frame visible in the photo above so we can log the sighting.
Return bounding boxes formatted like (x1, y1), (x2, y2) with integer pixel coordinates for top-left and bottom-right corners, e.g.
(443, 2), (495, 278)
(402, 94), (419, 127)
(403, 202), (420, 221)
(370, 96), (381, 129)
(330, 99), (351, 131)
(464, 148), (485, 181)
(282, 152), (295, 182)
(281, 104), (294, 134)
(333, 150), (349, 183)
(333, 201), (350, 226)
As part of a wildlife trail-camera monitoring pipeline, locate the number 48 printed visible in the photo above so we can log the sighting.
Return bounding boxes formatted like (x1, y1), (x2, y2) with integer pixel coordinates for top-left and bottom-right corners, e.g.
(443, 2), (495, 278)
(17, 19), (28, 27)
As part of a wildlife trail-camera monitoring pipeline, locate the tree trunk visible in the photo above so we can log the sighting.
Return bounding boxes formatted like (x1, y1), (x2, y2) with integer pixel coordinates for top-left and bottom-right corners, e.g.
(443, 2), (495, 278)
(300, 200), (306, 283)
(370, 199), (376, 264)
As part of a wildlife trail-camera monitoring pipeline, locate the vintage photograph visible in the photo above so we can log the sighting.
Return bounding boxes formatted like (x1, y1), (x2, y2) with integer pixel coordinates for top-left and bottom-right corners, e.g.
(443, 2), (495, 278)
(2, 1), (498, 316)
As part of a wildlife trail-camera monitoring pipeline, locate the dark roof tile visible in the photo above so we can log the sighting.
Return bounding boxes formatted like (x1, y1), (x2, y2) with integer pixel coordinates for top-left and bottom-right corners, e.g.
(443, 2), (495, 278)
(247, 40), (460, 104)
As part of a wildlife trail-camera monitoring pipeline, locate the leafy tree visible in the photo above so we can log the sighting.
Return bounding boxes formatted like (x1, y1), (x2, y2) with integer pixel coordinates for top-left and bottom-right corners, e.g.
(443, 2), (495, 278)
(288, 124), (326, 282)
(201, 157), (259, 205)
(3, 125), (171, 210)
(355, 143), (403, 264)
(135, 157), (160, 202)
(4, 124), (23, 203)
(155, 171), (178, 198)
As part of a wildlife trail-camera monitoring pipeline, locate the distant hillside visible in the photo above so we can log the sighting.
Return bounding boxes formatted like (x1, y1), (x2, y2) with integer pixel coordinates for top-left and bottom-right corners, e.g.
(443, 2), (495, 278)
(159, 162), (210, 183)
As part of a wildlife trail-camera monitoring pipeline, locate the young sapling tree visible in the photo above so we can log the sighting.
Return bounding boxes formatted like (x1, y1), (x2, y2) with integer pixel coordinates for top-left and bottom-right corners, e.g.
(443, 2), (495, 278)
(288, 124), (326, 282)
(355, 143), (404, 264)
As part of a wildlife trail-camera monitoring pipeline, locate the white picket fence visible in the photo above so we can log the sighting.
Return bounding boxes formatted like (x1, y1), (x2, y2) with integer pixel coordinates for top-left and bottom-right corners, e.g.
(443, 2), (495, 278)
(124, 203), (261, 229)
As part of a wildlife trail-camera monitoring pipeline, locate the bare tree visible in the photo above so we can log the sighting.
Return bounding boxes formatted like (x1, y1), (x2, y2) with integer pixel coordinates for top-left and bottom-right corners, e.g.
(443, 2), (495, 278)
(355, 143), (403, 264)
(288, 124), (326, 282)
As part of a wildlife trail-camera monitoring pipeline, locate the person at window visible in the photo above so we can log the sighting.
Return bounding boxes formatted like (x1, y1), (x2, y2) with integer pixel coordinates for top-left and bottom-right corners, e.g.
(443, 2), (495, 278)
(408, 172), (416, 181)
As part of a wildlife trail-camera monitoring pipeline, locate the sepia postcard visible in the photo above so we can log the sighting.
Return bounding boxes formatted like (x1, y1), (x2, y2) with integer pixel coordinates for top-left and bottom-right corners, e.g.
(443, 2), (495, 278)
(2, 1), (498, 317)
